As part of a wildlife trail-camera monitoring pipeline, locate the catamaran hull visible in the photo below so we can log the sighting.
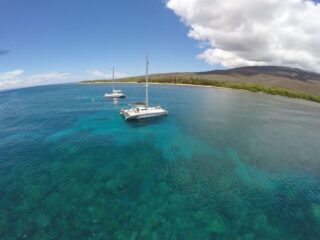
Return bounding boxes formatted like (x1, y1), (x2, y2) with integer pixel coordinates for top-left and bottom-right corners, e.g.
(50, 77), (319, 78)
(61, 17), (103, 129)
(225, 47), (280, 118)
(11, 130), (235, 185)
(104, 94), (125, 98)
(120, 110), (168, 120)
(127, 112), (168, 120)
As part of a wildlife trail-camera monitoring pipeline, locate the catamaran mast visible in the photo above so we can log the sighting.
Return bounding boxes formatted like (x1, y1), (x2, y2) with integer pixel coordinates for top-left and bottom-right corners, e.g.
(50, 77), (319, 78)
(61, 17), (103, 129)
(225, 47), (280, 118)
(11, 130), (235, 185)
(112, 67), (115, 91)
(146, 54), (149, 108)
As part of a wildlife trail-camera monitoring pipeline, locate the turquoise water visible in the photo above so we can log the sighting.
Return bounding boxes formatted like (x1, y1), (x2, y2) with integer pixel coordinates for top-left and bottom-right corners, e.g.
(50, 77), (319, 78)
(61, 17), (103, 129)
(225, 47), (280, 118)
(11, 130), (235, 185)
(1, 83), (320, 239)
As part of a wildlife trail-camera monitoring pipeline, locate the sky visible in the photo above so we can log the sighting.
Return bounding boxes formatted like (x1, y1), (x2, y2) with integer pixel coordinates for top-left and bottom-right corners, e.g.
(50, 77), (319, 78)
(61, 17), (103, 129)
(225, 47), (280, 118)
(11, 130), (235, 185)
(1, 0), (320, 90)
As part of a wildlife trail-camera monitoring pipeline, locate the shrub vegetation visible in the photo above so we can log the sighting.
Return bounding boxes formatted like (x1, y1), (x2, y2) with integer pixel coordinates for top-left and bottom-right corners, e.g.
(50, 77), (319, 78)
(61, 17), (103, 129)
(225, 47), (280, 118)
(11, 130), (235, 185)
(81, 76), (320, 103)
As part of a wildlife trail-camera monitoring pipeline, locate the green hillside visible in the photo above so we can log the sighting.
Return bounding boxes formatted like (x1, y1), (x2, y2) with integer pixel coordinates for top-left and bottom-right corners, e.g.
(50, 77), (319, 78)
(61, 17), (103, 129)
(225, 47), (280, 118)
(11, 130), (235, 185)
(81, 66), (320, 103)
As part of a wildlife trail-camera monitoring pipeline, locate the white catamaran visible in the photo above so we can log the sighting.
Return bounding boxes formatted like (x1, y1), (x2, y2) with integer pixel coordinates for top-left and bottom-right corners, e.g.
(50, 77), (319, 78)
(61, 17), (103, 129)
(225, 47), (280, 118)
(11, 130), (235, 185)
(120, 55), (168, 120)
(104, 68), (125, 98)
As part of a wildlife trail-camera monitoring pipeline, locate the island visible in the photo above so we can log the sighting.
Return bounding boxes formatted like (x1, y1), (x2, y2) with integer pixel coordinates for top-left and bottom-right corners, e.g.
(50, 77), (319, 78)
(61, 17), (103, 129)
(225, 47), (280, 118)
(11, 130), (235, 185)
(81, 66), (320, 103)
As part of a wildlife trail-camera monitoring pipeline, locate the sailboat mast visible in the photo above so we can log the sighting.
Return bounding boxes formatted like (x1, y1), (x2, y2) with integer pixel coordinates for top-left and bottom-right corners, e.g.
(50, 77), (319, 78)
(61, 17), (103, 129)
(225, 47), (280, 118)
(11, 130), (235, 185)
(112, 67), (115, 91)
(146, 54), (149, 107)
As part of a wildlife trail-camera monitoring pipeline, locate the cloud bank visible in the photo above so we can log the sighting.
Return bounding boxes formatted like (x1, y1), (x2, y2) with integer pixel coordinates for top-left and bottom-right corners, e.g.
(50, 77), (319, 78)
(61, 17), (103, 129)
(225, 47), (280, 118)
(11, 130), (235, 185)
(0, 69), (24, 81)
(167, 0), (320, 71)
(87, 70), (128, 79)
(0, 69), (128, 91)
(0, 70), (25, 89)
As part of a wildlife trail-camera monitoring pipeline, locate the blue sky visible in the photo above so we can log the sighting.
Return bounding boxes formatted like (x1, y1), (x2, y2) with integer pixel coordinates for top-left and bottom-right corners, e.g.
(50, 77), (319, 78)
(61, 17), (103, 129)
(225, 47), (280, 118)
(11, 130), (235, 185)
(0, 0), (212, 88)
(1, 0), (320, 90)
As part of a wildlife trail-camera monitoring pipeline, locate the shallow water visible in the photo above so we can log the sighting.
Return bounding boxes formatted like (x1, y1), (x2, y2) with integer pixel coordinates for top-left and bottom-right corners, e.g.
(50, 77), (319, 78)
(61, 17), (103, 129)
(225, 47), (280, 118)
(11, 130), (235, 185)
(1, 83), (320, 239)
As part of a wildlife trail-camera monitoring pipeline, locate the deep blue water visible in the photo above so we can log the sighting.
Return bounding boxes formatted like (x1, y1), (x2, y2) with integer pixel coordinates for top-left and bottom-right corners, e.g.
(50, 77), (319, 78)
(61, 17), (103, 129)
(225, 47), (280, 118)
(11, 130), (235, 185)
(1, 83), (320, 239)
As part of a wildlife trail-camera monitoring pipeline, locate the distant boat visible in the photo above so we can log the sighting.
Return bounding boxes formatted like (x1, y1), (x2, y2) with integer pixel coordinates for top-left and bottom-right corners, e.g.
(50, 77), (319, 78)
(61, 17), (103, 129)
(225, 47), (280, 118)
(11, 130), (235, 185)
(120, 54), (168, 120)
(104, 68), (125, 98)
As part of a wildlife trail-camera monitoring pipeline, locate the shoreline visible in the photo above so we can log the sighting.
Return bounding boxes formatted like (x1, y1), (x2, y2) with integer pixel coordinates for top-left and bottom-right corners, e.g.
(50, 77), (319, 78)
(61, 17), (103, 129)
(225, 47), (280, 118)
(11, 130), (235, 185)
(79, 81), (320, 103)
(80, 81), (218, 88)
(80, 81), (230, 89)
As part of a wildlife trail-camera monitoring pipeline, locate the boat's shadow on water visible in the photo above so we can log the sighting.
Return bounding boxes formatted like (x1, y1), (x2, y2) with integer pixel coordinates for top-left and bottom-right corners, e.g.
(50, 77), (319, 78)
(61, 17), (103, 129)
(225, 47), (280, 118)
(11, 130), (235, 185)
(125, 116), (168, 128)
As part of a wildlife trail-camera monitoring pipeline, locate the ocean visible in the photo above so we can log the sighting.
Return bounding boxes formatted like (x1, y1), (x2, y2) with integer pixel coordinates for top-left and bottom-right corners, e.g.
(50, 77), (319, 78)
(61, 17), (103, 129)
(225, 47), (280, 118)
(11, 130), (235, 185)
(1, 83), (320, 239)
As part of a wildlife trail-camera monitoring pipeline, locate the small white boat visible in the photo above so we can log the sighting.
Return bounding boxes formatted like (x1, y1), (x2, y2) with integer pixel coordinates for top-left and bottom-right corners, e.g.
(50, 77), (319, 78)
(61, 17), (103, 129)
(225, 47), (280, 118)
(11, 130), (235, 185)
(104, 89), (125, 98)
(120, 54), (168, 120)
(104, 68), (125, 98)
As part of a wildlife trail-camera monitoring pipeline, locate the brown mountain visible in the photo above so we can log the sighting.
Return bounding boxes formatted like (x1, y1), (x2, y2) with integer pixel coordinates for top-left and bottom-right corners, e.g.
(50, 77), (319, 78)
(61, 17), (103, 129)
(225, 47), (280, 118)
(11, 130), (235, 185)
(200, 66), (320, 82)
(83, 66), (320, 99)
(147, 66), (320, 95)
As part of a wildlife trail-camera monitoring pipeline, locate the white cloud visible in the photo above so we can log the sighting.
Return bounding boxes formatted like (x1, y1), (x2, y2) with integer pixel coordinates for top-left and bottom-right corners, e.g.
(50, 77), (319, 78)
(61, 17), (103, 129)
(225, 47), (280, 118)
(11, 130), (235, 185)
(0, 79), (24, 89)
(87, 70), (109, 79)
(28, 72), (72, 83)
(0, 70), (75, 90)
(167, 0), (320, 72)
(0, 69), (24, 80)
(86, 70), (128, 80)
(0, 69), (25, 89)
(0, 69), (129, 91)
